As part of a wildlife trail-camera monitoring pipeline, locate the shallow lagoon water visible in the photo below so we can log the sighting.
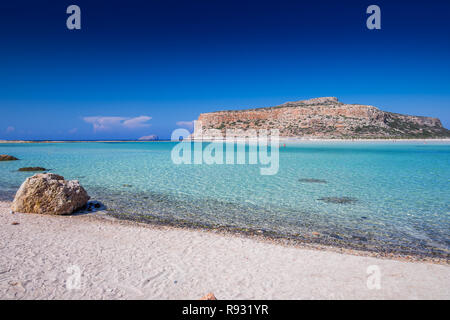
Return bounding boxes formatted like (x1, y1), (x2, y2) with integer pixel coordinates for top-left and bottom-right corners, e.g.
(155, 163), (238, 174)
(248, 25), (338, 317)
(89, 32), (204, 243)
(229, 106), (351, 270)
(1, 141), (449, 258)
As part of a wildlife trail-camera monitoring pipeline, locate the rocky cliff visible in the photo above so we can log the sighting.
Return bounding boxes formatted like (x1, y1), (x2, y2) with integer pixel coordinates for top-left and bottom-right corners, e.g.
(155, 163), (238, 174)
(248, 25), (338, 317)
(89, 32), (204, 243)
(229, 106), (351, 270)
(193, 97), (450, 138)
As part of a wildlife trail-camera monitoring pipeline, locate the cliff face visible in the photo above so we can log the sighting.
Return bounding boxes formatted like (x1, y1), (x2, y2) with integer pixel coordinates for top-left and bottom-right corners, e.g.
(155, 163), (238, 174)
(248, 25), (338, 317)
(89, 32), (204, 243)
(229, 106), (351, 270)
(194, 97), (450, 138)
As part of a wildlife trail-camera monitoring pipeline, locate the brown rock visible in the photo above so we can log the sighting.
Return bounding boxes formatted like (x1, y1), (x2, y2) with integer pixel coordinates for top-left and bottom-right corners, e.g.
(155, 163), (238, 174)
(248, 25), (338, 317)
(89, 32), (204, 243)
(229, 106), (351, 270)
(199, 292), (217, 300)
(0, 155), (19, 161)
(192, 97), (450, 139)
(11, 173), (90, 215)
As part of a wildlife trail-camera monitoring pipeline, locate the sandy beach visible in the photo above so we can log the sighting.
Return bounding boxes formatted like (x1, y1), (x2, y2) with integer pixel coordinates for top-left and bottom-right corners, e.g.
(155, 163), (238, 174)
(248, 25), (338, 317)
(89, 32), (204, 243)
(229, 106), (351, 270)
(0, 201), (448, 300)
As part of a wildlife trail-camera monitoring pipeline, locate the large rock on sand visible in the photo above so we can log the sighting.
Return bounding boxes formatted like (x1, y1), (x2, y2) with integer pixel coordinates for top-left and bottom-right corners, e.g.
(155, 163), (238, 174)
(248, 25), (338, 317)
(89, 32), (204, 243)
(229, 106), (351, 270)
(0, 154), (19, 161)
(11, 173), (90, 215)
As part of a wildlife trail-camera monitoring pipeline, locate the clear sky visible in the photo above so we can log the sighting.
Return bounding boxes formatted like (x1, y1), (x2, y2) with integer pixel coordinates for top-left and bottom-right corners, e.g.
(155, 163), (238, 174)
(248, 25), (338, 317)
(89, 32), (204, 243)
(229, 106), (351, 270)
(1, 0), (449, 140)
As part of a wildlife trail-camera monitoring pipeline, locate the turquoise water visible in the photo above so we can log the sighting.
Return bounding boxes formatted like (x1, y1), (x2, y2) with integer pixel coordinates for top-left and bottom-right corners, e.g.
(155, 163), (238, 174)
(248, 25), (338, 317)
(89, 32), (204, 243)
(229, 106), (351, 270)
(1, 142), (449, 258)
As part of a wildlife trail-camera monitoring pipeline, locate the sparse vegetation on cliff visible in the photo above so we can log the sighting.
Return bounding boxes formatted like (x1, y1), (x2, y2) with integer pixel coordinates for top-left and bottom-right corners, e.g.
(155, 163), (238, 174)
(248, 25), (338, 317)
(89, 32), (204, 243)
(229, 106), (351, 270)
(194, 97), (450, 139)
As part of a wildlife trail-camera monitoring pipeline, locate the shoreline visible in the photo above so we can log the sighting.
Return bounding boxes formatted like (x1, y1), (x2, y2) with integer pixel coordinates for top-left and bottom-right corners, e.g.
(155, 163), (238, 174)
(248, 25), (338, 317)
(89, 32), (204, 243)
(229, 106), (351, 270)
(1, 198), (449, 265)
(106, 210), (449, 265)
(1, 138), (450, 144)
(1, 200), (449, 299)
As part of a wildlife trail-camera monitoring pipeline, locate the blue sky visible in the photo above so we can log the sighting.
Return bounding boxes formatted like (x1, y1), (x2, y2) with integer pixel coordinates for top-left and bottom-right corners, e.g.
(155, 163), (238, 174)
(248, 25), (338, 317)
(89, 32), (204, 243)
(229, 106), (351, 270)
(0, 0), (449, 140)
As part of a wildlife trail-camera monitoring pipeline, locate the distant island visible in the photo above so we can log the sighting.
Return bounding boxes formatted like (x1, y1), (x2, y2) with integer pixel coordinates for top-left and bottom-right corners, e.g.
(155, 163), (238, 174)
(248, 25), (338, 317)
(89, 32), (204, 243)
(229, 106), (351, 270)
(193, 97), (450, 139)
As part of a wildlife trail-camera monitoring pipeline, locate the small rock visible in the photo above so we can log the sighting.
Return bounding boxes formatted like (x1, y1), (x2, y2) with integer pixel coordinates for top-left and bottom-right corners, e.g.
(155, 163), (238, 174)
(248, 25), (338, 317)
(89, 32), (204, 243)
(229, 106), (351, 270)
(18, 167), (47, 172)
(199, 293), (217, 300)
(299, 178), (327, 183)
(0, 155), (19, 161)
(330, 233), (344, 240)
(352, 235), (368, 242)
(317, 197), (357, 204)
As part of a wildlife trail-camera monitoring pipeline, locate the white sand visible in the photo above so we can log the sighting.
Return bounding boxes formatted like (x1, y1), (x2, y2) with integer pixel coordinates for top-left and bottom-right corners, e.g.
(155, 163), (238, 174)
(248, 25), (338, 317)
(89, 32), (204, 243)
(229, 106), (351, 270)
(0, 201), (448, 300)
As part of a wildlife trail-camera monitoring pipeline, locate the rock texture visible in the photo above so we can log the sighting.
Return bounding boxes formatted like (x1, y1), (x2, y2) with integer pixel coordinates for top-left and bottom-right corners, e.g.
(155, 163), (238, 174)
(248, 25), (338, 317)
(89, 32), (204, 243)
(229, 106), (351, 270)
(0, 155), (19, 161)
(11, 173), (90, 215)
(193, 97), (450, 138)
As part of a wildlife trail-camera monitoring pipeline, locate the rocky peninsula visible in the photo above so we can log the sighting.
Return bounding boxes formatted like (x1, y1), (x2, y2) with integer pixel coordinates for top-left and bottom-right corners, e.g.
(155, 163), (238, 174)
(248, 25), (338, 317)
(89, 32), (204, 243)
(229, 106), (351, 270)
(193, 97), (450, 139)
